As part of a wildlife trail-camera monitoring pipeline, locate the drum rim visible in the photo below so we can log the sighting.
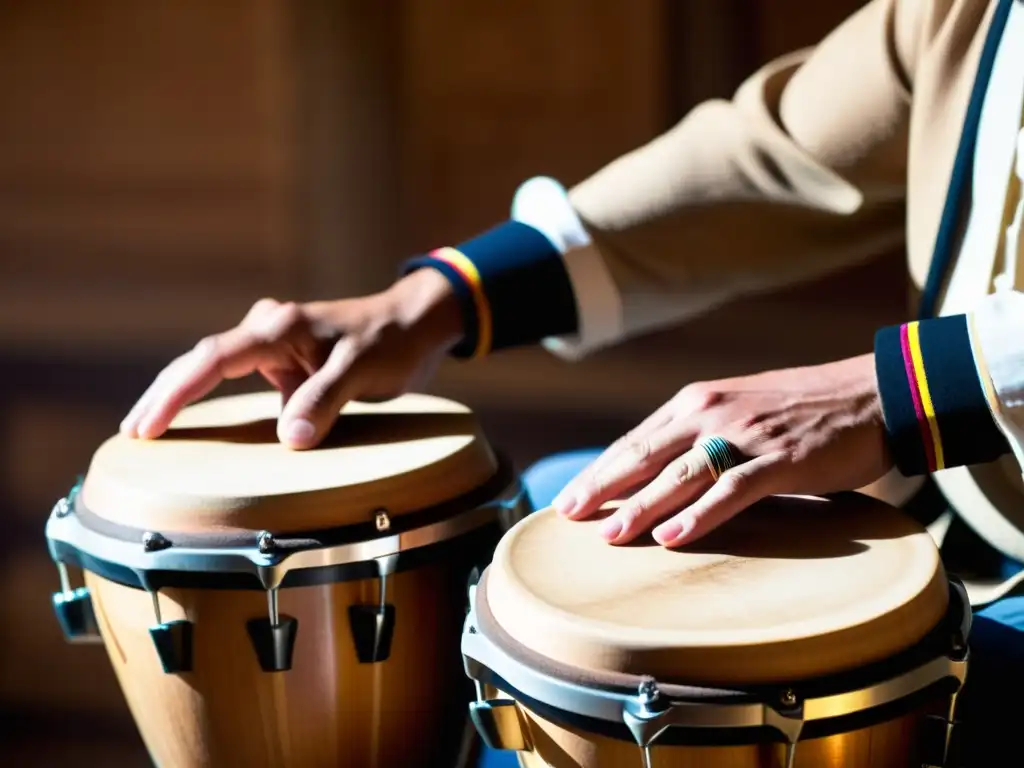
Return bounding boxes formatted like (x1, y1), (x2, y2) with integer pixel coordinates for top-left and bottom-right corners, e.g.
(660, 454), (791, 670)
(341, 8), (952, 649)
(462, 568), (970, 750)
(46, 453), (526, 592)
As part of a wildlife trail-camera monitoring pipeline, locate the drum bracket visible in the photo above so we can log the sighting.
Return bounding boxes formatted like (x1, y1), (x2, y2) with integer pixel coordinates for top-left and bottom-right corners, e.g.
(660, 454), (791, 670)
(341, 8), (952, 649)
(468, 698), (530, 752)
(348, 553), (399, 663)
(51, 561), (102, 644)
(622, 678), (805, 768)
(145, 589), (195, 674)
(246, 586), (299, 673)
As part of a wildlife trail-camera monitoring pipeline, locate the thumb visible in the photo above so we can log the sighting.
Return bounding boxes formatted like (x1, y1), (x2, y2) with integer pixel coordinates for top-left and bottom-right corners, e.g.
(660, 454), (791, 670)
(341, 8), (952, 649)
(652, 453), (787, 547)
(277, 340), (359, 449)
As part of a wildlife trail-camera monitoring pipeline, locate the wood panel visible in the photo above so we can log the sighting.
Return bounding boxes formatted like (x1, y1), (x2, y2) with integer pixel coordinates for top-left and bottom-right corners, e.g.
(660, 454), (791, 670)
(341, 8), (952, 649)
(399, 0), (669, 250)
(0, 1), (297, 281)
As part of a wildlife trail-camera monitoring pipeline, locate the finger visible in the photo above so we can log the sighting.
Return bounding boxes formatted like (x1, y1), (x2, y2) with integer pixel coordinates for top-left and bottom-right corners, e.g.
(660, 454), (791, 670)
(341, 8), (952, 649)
(597, 447), (712, 544)
(652, 453), (789, 547)
(133, 328), (274, 439)
(277, 339), (360, 449)
(262, 365), (309, 406)
(568, 420), (703, 523)
(120, 353), (194, 437)
(551, 410), (677, 518)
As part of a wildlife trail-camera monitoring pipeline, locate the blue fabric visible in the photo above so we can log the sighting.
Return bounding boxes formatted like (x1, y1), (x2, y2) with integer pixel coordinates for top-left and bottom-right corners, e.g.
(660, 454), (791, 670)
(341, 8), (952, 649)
(477, 449), (1024, 766)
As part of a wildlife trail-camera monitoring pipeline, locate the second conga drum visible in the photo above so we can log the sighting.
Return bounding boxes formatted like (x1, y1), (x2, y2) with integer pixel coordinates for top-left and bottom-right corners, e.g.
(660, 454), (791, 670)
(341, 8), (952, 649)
(463, 495), (972, 768)
(45, 391), (528, 768)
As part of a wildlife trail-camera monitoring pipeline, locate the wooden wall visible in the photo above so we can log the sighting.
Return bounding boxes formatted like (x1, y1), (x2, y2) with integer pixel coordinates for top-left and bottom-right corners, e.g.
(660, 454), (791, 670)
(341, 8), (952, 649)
(1, 0), (885, 760)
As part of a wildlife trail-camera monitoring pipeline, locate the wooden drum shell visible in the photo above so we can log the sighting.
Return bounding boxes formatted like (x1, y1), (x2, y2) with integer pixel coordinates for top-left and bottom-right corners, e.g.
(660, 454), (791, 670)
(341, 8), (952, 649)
(514, 704), (937, 768)
(86, 556), (475, 768)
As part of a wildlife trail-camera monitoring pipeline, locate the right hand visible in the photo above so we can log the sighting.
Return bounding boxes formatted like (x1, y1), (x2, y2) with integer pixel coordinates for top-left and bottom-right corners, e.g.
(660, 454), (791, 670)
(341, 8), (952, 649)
(119, 268), (463, 449)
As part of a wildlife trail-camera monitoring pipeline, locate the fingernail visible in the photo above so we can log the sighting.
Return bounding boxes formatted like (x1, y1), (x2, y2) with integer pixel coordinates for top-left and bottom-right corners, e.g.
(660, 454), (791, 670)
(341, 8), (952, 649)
(653, 520), (683, 545)
(599, 517), (623, 542)
(553, 494), (577, 517)
(283, 419), (316, 447)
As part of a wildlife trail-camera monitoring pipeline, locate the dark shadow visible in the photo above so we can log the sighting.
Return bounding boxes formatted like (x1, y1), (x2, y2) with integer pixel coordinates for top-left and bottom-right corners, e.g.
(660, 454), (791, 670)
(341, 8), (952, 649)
(159, 410), (480, 449)
(584, 492), (927, 559)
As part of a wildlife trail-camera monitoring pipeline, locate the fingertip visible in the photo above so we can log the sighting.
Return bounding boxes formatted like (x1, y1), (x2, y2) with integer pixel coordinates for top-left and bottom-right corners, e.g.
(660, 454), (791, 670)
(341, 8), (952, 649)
(652, 519), (687, 547)
(597, 515), (623, 543)
(279, 418), (317, 450)
(551, 492), (576, 517)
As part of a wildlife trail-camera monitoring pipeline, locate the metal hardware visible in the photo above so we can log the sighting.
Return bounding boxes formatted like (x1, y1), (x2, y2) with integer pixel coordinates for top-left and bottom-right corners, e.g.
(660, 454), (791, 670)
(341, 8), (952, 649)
(468, 699), (529, 752)
(779, 688), (797, 708)
(142, 531), (169, 552)
(462, 581), (970, 759)
(348, 553), (399, 663)
(145, 589), (194, 673)
(638, 677), (660, 707)
(50, 561), (101, 643)
(53, 497), (71, 518)
(45, 473), (528, 591)
(257, 531), (275, 554)
(246, 587), (298, 672)
(374, 509), (391, 532)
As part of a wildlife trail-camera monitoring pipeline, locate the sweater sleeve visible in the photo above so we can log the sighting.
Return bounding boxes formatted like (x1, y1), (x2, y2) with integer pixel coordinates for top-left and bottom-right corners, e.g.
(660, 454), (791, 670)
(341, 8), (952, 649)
(403, 0), (934, 360)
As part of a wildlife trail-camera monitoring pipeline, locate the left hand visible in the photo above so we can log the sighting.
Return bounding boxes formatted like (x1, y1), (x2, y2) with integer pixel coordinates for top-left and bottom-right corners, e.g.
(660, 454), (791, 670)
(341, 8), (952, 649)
(552, 353), (893, 548)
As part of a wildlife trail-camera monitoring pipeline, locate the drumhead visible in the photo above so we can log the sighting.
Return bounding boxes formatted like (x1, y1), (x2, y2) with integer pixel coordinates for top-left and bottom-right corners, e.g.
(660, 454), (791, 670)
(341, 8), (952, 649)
(484, 494), (949, 685)
(80, 391), (498, 533)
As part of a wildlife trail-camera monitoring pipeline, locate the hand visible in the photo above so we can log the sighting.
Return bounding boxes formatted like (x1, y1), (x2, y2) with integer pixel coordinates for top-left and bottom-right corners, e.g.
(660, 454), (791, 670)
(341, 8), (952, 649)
(120, 268), (462, 449)
(552, 354), (892, 547)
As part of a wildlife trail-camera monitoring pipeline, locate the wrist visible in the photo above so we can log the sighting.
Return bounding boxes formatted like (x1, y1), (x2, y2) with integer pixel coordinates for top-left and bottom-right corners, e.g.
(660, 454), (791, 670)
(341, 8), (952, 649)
(387, 268), (465, 353)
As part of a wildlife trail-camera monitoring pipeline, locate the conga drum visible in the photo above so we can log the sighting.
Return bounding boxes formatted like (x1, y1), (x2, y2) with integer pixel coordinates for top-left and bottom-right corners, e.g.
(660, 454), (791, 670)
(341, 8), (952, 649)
(45, 391), (528, 767)
(463, 495), (972, 768)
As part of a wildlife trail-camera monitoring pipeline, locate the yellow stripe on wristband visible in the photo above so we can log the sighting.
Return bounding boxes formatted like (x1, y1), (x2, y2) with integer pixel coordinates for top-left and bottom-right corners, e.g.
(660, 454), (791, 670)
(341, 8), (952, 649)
(430, 247), (492, 359)
(906, 321), (946, 470)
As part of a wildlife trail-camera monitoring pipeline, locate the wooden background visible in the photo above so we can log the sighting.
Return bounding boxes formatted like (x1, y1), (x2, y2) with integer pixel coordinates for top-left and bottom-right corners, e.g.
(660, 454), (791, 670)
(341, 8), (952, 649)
(0, 1), (899, 763)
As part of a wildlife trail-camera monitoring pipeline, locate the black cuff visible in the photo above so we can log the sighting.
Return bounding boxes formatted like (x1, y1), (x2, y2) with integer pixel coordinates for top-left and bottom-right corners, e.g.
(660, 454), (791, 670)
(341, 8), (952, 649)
(401, 220), (578, 358)
(874, 314), (1010, 476)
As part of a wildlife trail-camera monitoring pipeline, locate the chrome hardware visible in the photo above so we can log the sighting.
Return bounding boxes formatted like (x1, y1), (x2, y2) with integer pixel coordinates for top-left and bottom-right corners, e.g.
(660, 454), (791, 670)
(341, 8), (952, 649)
(638, 677), (660, 707)
(462, 580), (970, 765)
(146, 589), (193, 673)
(142, 531), (169, 552)
(374, 509), (391, 532)
(348, 553), (398, 663)
(468, 698), (529, 752)
(246, 587), (298, 673)
(53, 497), (71, 518)
(257, 531), (275, 554)
(44, 470), (528, 590)
(50, 561), (101, 643)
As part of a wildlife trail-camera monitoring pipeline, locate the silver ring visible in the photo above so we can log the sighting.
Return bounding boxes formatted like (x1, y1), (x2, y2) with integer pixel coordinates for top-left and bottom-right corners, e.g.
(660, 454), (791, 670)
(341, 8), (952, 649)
(696, 436), (739, 481)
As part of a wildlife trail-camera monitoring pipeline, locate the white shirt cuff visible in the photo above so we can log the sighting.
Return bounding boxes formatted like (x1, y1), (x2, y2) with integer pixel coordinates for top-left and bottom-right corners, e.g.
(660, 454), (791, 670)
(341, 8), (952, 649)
(972, 289), (1024, 470)
(510, 176), (624, 360)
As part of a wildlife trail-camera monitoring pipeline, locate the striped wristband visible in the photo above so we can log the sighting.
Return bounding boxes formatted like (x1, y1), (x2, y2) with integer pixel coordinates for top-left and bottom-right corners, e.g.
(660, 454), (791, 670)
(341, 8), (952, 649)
(874, 314), (1010, 476)
(401, 220), (578, 359)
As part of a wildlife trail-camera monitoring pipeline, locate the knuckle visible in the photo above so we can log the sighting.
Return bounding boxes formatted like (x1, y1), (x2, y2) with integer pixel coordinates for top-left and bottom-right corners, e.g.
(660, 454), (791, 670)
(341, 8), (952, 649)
(274, 301), (304, 326)
(247, 297), (280, 319)
(192, 335), (220, 361)
(682, 382), (721, 412)
(671, 457), (699, 486)
(624, 436), (653, 466)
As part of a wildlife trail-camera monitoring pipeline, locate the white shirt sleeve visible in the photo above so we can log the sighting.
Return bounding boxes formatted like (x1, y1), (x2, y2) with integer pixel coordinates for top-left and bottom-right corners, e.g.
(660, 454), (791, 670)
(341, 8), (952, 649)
(510, 176), (624, 360)
(971, 130), (1024, 473)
